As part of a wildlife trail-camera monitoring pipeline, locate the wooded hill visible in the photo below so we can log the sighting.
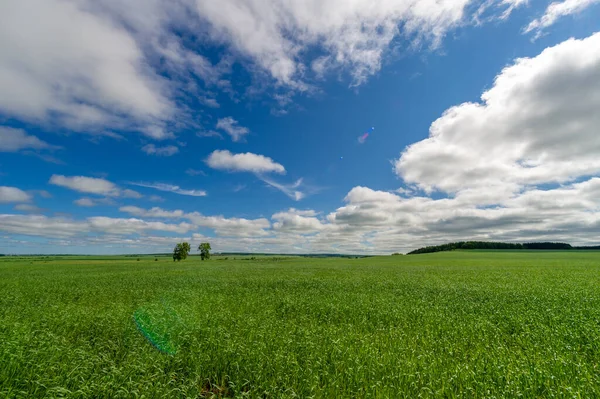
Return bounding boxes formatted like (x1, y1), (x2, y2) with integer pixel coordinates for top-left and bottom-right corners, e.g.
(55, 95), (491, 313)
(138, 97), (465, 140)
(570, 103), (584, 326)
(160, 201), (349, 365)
(406, 241), (600, 255)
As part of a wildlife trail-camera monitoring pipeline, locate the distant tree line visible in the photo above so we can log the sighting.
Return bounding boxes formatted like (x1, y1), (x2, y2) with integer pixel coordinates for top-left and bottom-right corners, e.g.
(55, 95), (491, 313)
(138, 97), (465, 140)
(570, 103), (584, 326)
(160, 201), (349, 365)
(407, 241), (574, 255)
(523, 242), (573, 250)
(573, 245), (600, 250)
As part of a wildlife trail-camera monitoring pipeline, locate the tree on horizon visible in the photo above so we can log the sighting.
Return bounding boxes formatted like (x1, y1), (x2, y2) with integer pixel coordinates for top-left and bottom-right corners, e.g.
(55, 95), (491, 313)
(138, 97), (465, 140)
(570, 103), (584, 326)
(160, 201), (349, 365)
(198, 242), (211, 260)
(173, 242), (191, 261)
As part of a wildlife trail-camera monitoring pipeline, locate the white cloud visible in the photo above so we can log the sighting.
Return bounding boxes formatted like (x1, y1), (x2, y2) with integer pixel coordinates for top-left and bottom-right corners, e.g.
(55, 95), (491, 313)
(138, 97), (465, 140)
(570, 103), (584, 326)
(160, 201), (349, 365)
(206, 150), (286, 174)
(50, 175), (121, 197)
(185, 169), (207, 176)
(395, 33), (600, 195)
(258, 176), (305, 201)
(32, 190), (53, 199)
(119, 206), (185, 218)
(187, 212), (271, 237)
(50, 175), (143, 199)
(194, 0), (472, 86)
(0, 0), (173, 139)
(205, 150), (308, 200)
(122, 189), (143, 199)
(216, 117), (249, 142)
(74, 198), (97, 207)
(272, 209), (324, 233)
(525, 0), (600, 36)
(119, 205), (271, 237)
(0, 127), (60, 152)
(494, 0), (529, 20)
(87, 216), (194, 235)
(149, 195), (165, 202)
(128, 182), (207, 197)
(0, 214), (194, 238)
(141, 144), (179, 156)
(196, 130), (223, 139)
(14, 204), (43, 214)
(0, 186), (32, 203)
(199, 96), (220, 108)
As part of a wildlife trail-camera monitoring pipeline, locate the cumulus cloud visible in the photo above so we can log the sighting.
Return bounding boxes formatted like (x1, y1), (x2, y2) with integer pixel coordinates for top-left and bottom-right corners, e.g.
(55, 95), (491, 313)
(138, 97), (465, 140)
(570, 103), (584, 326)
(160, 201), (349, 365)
(216, 117), (249, 142)
(395, 33), (600, 196)
(187, 213), (271, 237)
(118, 205), (271, 237)
(0, 127), (60, 152)
(0, 187), (32, 203)
(128, 182), (207, 197)
(272, 209), (324, 233)
(0, 214), (194, 238)
(205, 150), (308, 200)
(141, 144), (179, 156)
(0, 0), (173, 139)
(525, 0), (600, 36)
(50, 175), (121, 197)
(5, 178), (600, 253)
(206, 150), (286, 174)
(119, 206), (185, 218)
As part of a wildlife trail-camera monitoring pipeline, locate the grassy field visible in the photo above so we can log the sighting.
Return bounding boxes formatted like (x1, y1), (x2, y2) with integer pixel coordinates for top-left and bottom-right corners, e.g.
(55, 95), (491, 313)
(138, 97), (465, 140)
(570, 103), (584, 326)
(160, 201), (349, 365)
(1, 252), (600, 398)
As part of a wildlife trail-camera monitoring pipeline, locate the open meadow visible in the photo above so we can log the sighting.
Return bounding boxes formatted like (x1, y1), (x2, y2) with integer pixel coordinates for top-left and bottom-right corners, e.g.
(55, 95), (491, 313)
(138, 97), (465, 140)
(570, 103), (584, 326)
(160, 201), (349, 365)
(1, 251), (600, 398)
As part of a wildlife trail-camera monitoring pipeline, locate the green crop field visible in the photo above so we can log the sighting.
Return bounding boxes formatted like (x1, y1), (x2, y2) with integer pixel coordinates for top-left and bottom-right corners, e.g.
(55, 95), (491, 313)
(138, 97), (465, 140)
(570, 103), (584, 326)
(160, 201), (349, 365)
(1, 251), (600, 398)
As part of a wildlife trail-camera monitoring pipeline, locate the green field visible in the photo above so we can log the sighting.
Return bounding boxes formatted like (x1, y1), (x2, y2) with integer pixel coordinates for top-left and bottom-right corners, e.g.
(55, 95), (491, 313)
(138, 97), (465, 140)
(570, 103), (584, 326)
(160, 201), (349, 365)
(1, 252), (600, 398)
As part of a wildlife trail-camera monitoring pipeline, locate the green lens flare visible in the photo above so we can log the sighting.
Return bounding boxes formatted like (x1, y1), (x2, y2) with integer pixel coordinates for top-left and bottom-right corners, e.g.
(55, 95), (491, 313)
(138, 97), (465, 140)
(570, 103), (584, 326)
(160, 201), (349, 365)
(133, 301), (180, 355)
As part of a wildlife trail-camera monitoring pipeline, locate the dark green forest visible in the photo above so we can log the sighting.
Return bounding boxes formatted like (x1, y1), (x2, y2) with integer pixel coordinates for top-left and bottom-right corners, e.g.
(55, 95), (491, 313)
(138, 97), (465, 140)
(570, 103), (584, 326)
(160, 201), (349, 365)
(406, 241), (593, 255)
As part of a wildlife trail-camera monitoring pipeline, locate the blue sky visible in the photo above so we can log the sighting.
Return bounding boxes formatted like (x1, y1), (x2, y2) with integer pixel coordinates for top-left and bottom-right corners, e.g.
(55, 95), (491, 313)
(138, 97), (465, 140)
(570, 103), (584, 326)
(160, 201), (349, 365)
(1, 0), (600, 254)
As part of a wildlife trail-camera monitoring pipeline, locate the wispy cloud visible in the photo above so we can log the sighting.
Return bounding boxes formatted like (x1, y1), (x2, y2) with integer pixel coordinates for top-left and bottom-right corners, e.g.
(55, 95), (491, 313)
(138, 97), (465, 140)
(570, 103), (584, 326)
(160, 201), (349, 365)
(197, 130), (223, 139)
(258, 175), (305, 201)
(24, 152), (66, 165)
(141, 144), (179, 156)
(128, 182), (207, 197)
(216, 117), (249, 142)
(524, 0), (600, 38)
(0, 127), (61, 152)
(185, 168), (207, 176)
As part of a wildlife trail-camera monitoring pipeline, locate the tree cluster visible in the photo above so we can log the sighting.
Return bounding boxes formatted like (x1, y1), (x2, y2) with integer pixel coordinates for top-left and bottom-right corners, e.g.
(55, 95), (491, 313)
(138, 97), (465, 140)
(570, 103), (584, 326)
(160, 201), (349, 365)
(172, 242), (191, 261)
(172, 242), (212, 261)
(407, 241), (573, 255)
(522, 242), (572, 250)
